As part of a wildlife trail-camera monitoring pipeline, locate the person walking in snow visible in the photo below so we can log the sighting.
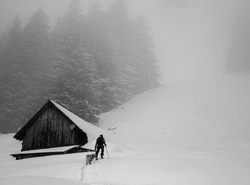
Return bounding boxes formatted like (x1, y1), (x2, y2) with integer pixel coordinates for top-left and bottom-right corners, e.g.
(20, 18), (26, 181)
(95, 135), (107, 160)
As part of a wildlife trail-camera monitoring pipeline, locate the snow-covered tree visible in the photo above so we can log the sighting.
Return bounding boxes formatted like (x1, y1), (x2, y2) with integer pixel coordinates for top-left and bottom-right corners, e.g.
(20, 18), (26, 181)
(0, 0), (160, 132)
(11, 8), (52, 130)
(107, 0), (159, 94)
(22, 8), (51, 75)
(131, 15), (159, 92)
(50, 0), (102, 123)
(0, 15), (28, 132)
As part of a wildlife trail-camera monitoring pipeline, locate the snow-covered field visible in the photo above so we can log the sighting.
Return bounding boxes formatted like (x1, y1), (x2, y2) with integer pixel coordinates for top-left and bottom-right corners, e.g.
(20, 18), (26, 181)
(1, 73), (250, 185)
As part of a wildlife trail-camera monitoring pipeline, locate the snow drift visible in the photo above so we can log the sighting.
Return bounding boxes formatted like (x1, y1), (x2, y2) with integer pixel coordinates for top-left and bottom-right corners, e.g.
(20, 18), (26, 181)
(1, 73), (250, 185)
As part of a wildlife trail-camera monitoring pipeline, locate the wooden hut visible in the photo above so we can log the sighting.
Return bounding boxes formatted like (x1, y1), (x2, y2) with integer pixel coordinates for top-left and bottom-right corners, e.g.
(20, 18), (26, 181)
(14, 100), (89, 151)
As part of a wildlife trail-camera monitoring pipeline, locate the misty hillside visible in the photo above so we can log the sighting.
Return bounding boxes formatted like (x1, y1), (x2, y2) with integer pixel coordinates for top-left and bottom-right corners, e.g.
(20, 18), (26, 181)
(99, 73), (250, 185)
(1, 73), (250, 185)
(1, 0), (250, 136)
(100, 73), (250, 149)
(0, 0), (159, 133)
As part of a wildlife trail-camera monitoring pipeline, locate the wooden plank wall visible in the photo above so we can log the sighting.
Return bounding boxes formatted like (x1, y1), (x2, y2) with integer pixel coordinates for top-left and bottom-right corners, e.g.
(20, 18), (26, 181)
(22, 106), (87, 151)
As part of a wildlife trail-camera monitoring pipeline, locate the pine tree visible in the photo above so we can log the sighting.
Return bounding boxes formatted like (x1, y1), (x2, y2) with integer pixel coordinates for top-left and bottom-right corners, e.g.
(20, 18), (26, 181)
(1, 15), (23, 83)
(0, 15), (28, 132)
(22, 8), (51, 75)
(106, 0), (135, 98)
(107, 0), (159, 95)
(50, 0), (102, 123)
(131, 15), (159, 92)
(13, 8), (52, 129)
(3, 15), (23, 93)
(50, 0), (82, 47)
(86, 1), (124, 110)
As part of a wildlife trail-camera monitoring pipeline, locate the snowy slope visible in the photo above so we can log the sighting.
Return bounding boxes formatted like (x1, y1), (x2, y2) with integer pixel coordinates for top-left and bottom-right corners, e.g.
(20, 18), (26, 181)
(1, 73), (250, 185)
(100, 73), (250, 149)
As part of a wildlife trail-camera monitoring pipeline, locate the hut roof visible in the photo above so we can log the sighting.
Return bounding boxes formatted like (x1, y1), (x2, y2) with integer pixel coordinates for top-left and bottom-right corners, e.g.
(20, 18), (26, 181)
(14, 100), (103, 141)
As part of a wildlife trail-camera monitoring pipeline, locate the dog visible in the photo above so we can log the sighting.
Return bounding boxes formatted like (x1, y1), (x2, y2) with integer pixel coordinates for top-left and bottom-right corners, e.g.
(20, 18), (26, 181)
(86, 154), (96, 165)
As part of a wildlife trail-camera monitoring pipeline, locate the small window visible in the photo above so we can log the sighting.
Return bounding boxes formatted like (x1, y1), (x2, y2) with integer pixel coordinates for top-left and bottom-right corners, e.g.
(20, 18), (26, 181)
(70, 124), (76, 130)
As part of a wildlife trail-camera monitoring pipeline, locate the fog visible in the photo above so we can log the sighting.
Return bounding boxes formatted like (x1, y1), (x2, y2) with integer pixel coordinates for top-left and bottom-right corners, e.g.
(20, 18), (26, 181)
(1, 2), (250, 184)
(127, 0), (250, 82)
(1, 0), (250, 82)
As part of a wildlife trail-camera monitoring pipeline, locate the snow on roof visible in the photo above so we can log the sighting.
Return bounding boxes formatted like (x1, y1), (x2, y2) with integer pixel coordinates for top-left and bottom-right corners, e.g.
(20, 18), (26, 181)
(50, 100), (128, 150)
(50, 100), (105, 141)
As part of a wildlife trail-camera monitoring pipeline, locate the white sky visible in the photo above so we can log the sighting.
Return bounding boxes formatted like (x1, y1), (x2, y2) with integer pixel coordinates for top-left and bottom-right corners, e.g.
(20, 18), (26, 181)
(128, 0), (250, 82)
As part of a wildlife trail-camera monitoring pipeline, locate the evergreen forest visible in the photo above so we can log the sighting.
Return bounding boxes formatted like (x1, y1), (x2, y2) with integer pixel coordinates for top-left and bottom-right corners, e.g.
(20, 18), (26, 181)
(0, 0), (159, 133)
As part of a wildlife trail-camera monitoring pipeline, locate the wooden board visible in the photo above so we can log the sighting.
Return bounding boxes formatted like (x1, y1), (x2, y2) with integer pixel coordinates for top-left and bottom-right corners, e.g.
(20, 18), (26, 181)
(10, 146), (95, 160)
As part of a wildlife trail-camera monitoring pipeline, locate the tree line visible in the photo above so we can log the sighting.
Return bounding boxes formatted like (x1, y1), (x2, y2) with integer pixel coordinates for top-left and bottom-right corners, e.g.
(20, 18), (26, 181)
(0, 0), (159, 133)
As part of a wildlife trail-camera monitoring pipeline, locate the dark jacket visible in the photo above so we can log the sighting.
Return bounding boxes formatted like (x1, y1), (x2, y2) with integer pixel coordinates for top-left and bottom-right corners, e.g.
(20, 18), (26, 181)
(95, 135), (106, 149)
